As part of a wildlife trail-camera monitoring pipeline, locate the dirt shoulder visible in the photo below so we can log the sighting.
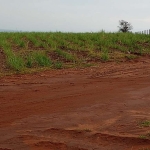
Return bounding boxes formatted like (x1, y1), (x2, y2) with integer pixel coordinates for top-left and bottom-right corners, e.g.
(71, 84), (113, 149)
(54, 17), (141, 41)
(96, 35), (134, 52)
(0, 57), (150, 150)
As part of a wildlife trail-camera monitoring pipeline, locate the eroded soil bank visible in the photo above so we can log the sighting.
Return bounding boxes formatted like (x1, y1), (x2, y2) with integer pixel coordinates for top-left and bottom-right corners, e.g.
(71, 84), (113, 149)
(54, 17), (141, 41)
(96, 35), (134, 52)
(0, 58), (150, 150)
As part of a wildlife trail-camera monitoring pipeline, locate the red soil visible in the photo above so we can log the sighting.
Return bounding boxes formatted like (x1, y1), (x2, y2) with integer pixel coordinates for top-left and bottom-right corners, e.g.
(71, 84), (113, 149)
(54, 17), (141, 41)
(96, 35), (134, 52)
(0, 57), (150, 150)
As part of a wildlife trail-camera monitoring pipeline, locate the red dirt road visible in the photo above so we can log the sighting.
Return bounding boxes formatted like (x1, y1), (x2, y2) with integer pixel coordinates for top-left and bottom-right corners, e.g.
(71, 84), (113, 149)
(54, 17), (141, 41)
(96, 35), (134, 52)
(0, 58), (150, 150)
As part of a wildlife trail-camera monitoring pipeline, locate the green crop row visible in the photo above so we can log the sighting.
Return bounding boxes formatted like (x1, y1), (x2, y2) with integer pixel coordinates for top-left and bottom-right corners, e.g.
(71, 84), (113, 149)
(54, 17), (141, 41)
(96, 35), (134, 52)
(0, 31), (150, 74)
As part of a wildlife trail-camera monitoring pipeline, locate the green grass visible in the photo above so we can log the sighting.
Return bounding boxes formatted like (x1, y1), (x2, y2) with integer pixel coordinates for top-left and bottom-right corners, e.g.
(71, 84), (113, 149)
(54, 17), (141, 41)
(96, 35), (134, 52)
(0, 31), (150, 75)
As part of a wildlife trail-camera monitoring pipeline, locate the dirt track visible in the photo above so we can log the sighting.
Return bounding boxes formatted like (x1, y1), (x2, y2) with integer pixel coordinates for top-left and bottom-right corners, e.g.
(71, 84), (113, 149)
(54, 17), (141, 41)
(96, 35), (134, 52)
(0, 57), (150, 150)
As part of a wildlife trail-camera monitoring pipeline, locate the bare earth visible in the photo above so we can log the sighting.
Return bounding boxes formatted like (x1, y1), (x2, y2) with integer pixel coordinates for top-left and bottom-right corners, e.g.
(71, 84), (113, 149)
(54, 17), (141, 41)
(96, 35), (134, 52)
(0, 57), (150, 150)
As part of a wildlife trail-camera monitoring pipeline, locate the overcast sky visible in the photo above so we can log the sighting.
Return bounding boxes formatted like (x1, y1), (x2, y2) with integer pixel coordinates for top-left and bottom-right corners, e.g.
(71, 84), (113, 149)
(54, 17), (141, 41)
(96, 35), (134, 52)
(0, 0), (150, 32)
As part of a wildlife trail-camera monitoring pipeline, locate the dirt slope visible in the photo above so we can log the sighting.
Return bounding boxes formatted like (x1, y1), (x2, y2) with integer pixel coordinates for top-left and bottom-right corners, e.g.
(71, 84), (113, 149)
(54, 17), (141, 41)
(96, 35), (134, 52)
(0, 57), (150, 150)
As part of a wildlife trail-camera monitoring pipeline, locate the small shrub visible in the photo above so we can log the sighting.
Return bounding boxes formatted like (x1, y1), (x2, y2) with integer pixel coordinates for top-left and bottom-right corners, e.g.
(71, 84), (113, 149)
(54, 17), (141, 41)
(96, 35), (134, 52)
(101, 52), (109, 61)
(53, 61), (63, 69)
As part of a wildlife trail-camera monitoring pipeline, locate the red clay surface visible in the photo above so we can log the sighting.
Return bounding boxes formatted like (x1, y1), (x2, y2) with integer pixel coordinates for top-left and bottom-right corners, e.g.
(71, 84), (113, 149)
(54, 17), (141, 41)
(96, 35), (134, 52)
(0, 57), (150, 150)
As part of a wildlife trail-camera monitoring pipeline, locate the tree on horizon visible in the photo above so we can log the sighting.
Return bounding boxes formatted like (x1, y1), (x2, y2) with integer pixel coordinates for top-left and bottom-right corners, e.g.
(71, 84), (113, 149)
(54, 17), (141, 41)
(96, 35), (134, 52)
(118, 20), (133, 33)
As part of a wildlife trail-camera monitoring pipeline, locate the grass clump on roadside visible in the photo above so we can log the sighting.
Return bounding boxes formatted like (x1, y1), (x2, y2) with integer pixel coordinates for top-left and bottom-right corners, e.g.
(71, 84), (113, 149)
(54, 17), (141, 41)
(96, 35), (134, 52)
(139, 120), (150, 127)
(139, 132), (150, 140)
(138, 120), (150, 141)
